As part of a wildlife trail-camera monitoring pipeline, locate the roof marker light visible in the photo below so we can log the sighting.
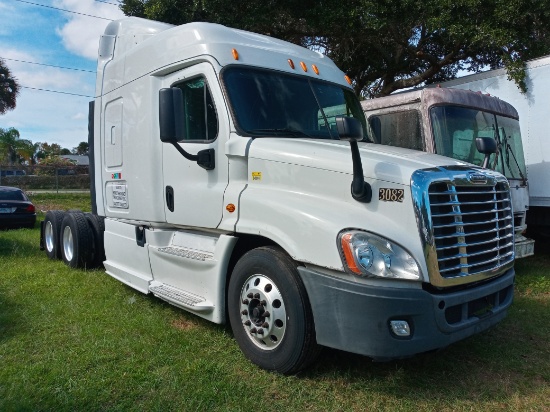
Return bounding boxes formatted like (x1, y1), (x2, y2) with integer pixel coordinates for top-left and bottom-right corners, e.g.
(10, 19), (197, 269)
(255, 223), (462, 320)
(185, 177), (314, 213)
(232, 48), (239, 60)
(344, 75), (352, 85)
(300, 61), (308, 72)
(312, 64), (319, 75)
(288, 59), (295, 69)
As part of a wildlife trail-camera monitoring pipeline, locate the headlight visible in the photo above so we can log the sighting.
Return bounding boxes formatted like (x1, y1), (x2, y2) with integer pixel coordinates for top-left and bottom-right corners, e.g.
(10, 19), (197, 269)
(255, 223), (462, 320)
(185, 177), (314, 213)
(338, 230), (421, 280)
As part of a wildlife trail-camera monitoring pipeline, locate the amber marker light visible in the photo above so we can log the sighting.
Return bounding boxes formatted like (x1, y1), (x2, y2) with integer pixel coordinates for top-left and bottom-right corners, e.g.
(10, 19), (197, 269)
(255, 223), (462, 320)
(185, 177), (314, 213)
(300, 61), (308, 72)
(288, 59), (295, 69)
(344, 75), (352, 85)
(312, 64), (319, 75)
(232, 48), (239, 60)
(340, 233), (362, 275)
(226, 204), (236, 213)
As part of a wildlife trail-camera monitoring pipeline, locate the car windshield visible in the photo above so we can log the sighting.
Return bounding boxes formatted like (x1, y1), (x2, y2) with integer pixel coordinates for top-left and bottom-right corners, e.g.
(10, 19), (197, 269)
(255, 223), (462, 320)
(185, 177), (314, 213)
(430, 106), (527, 180)
(0, 190), (26, 201)
(222, 66), (367, 139)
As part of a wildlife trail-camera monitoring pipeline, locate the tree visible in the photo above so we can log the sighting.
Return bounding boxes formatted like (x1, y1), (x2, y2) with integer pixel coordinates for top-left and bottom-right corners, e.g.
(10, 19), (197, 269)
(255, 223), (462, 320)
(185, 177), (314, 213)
(0, 58), (20, 114)
(35, 142), (70, 159)
(35, 156), (76, 176)
(119, 0), (550, 97)
(72, 142), (89, 156)
(0, 127), (34, 165)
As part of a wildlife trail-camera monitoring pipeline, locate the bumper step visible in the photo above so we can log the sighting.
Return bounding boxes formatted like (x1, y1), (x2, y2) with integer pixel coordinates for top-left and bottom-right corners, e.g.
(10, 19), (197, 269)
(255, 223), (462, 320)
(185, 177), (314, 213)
(515, 234), (535, 259)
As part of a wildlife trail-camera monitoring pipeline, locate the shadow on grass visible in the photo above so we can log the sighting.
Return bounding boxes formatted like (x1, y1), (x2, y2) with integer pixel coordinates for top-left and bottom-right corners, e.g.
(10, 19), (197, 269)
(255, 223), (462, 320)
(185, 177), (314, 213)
(115, 252), (549, 405)
(299, 290), (549, 403)
(0, 228), (39, 258)
(0, 289), (24, 343)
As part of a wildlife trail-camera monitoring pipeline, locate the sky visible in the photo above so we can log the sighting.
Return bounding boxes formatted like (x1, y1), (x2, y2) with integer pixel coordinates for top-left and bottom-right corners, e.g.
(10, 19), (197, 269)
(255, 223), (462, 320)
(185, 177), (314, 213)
(0, 0), (125, 150)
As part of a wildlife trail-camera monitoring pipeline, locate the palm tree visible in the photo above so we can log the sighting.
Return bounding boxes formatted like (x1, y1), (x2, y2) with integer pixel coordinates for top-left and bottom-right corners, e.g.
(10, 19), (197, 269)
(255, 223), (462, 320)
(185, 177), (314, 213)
(0, 58), (20, 114)
(16, 139), (38, 165)
(0, 127), (34, 165)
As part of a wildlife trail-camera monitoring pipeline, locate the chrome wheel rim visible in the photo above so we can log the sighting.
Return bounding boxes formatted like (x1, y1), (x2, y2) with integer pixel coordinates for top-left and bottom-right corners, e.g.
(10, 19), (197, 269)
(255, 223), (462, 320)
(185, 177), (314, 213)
(239, 274), (286, 350)
(45, 221), (54, 252)
(62, 225), (74, 261)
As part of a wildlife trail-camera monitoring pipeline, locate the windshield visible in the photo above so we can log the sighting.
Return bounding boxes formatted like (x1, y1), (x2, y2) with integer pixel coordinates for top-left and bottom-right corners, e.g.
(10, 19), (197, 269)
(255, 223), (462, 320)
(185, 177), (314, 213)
(430, 106), (527, 180)
(222, 67), (367, 139)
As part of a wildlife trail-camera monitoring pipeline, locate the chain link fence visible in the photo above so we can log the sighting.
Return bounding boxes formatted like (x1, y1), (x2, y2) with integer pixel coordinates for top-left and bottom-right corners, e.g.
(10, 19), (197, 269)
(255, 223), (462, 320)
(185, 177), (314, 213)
(0, 165), (90, 191)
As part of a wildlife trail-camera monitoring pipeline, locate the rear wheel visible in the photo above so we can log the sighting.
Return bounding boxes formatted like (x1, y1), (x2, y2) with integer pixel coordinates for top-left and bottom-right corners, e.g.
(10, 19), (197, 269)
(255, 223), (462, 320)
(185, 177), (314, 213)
(60, 212), (93, 268)
(43, 210), (65, 259)
(84, 213), (105, 268)
(228, 246), (320, 374)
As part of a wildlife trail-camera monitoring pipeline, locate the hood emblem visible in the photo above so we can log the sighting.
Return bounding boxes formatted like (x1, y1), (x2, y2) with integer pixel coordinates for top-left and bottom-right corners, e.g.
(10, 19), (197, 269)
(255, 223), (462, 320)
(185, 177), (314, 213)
(468, 172), (488, 185)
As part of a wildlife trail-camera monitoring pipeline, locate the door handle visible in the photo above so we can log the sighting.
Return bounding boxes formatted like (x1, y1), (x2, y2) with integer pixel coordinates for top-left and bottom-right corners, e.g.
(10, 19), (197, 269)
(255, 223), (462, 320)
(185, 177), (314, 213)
(166, 186), (174, 212)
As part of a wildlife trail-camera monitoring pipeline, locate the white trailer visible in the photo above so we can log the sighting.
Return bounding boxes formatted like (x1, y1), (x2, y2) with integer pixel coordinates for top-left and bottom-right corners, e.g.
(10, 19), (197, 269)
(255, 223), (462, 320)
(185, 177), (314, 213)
(41, 18), (516, 374)
(361, 88), (534, 257)
(441, 56), (550, 238)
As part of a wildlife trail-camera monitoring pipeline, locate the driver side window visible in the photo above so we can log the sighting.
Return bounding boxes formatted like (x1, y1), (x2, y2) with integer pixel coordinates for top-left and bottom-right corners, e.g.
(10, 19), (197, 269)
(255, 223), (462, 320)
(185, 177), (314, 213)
(368, 110), (423, 150)
(173, 76), (218, 142)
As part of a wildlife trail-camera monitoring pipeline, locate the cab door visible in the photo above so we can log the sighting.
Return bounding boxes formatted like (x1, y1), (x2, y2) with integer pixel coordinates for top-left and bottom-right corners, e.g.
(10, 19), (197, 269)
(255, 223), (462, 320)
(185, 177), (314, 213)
(160, 62), (229, 229)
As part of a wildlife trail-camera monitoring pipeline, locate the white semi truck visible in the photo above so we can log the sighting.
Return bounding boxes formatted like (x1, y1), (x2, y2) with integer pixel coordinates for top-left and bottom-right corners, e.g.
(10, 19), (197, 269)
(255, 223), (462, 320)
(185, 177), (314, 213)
(41, 17), (516, 374)
(439, 56), (550, 239)
(361, 88), (534, 257)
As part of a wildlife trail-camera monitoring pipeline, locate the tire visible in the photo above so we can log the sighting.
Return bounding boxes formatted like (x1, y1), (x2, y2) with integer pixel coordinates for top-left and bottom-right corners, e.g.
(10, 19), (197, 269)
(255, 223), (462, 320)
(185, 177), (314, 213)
(84, 213), (105, 268)
(43, 210), (65, 259)
(60, 212), (93, 268)
(228, 246), (320, 374)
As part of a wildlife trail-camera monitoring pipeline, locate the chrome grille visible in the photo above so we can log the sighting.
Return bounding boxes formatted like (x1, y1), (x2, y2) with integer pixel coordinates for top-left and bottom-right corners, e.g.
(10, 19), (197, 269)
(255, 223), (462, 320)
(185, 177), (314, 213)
(429, 181), (514, 278)
(412, 167), (515, 287)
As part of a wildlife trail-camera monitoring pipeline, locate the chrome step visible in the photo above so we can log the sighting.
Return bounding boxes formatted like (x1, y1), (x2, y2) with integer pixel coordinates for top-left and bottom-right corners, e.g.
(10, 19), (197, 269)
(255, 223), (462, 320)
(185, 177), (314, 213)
(149, 281), (213, 312)
(157, 246), (213, 261)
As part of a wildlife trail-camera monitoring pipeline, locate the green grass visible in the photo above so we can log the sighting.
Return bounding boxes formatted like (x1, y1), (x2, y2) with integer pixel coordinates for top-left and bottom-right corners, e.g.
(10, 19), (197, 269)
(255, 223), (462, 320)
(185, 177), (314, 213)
(1, 193), (549, 411)
(27, 192), (93, 216)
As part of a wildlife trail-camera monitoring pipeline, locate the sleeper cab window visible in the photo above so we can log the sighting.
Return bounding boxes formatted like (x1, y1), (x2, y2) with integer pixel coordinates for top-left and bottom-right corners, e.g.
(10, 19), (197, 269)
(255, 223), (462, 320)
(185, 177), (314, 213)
(173, 76), (218, 142)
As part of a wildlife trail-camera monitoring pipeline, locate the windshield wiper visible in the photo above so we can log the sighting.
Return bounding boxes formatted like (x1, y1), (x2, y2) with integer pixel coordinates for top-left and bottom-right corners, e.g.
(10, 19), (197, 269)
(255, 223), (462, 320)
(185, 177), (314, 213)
(248, 128), (314, 138)
(503, 133), (527, 184)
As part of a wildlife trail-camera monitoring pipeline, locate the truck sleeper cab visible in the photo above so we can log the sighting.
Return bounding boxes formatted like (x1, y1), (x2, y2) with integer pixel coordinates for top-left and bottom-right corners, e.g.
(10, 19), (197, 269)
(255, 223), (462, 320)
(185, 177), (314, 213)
(43, 17), (515, 374)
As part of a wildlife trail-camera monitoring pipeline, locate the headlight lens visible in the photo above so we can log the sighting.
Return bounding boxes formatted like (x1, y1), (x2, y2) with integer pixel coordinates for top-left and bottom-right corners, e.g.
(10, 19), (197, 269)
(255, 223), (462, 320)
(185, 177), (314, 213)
(338, 230), (421, 280)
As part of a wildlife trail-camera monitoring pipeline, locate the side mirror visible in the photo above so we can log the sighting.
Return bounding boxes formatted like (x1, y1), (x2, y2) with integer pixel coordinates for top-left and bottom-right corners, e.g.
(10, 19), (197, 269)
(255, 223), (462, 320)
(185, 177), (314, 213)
(158, 88), (215, 170)
(335, 116), (363, 141)
(159, 88), (186, 143)
(475, 137), (497, 168)
(475, 136), (497, 155)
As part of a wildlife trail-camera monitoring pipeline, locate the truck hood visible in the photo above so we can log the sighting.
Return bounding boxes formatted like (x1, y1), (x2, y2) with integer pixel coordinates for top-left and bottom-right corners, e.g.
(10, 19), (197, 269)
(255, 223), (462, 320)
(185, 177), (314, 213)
(247, 138), (471, 186)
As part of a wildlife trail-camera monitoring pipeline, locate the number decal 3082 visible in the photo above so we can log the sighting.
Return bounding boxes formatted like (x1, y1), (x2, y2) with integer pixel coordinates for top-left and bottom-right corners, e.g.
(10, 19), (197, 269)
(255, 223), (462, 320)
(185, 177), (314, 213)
(379, 188), (404, 202)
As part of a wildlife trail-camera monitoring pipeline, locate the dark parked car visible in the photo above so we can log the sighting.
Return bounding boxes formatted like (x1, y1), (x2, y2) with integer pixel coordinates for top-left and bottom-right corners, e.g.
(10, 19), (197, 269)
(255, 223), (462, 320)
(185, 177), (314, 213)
(0, 186), (36, 229)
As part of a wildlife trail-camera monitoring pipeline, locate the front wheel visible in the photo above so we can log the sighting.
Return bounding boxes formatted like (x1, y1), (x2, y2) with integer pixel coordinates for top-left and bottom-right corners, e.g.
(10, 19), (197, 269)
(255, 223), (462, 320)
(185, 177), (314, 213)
(228, 246), (320, 374)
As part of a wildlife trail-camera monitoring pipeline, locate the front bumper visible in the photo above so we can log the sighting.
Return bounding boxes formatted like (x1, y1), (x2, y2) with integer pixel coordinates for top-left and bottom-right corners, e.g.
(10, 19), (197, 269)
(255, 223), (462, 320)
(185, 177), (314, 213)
(298, 267), (514, 360)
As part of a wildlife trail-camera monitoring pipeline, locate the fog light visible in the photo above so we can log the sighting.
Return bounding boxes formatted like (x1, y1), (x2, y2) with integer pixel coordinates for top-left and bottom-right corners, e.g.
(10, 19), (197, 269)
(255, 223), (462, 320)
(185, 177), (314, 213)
(390, 320), (411, 337)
